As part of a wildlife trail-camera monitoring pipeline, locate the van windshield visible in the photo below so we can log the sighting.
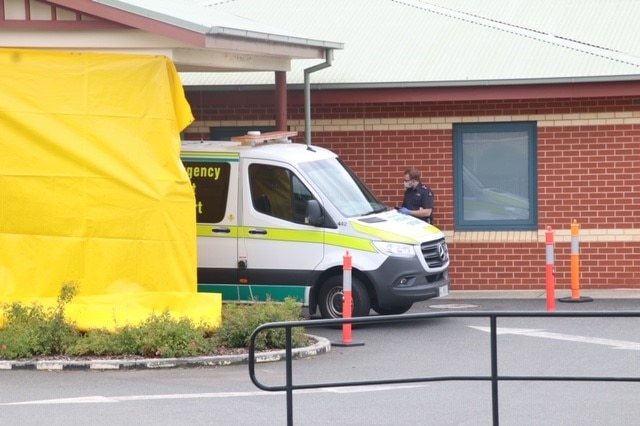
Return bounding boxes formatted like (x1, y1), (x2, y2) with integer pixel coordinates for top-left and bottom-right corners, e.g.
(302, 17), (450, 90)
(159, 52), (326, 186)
(300, 157), (388, 217)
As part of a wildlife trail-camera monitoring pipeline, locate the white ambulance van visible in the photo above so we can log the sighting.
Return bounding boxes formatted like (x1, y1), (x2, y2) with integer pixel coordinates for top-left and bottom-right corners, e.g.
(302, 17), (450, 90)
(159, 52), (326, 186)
(181, 131), (450, 319)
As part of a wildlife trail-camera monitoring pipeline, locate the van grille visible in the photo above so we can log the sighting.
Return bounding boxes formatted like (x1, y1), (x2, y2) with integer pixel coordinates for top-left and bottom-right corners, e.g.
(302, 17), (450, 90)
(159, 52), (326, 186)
(421, 238), (449, 268)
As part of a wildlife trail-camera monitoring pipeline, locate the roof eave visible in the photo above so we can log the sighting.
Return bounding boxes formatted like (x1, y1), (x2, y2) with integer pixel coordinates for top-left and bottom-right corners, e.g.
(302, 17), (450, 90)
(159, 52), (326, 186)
(184, 74), (640, 102)
(207, 27), (343, 50)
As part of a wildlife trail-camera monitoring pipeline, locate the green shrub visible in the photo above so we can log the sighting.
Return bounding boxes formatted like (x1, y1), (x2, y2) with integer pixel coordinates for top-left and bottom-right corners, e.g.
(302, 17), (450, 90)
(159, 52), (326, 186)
(0, 283), (307, 360)
(214, 298), (307, 351)
(0, 282), (79, 358)
(65, 312), (217, 358)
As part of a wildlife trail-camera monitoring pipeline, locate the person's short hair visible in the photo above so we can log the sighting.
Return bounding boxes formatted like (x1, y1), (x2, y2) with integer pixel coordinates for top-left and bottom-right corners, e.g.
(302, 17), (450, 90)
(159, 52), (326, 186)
(404, 168), (421, 181)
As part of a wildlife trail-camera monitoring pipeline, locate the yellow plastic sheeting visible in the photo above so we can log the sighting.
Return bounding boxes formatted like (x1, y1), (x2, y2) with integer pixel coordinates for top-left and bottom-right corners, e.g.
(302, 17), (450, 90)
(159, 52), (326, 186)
(0, 49), (220, 329)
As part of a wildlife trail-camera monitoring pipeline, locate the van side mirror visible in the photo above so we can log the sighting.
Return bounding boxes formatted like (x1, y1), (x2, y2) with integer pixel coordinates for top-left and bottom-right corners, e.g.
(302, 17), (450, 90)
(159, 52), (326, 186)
(306, 200), (337, 228)
(305, 200), (324, 226)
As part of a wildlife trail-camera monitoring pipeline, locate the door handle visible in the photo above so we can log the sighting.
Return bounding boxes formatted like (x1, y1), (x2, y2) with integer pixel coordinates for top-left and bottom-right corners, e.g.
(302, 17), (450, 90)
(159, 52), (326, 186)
(211, 227), (231, 234)
(248, 229), (267, 235)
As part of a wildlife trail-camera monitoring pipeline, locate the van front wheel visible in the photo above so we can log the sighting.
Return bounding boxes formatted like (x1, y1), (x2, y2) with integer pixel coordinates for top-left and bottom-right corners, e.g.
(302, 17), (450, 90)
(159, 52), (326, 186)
(372, 304), (413, 315)
(318, 276), (371, 319)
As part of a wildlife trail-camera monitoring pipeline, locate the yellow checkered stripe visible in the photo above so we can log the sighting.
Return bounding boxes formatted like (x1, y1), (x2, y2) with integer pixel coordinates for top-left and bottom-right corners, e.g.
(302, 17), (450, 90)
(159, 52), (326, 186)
(196, 225), (376, 252)
(351, 220), (439, 244)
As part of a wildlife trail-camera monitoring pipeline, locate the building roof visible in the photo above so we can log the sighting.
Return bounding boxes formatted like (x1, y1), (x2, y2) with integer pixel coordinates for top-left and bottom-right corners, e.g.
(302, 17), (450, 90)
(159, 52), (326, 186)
(179, 0), (640, 88)
(89, 0), (342, 49)
(1, 0), (342, 72)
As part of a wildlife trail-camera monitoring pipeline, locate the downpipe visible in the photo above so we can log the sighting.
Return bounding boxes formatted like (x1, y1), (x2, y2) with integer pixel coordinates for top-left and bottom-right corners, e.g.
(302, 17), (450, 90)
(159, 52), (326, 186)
(304, 48), (334, 149)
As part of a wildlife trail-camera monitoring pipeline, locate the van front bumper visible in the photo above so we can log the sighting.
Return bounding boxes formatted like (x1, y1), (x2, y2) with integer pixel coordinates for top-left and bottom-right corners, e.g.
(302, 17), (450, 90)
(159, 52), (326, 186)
(364, 256), (450, 309)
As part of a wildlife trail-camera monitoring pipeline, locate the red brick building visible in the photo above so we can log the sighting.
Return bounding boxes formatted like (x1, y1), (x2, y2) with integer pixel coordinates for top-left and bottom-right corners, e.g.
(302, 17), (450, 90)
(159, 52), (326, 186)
(178, 0), (640, 293)
(182, 81), (640, 292)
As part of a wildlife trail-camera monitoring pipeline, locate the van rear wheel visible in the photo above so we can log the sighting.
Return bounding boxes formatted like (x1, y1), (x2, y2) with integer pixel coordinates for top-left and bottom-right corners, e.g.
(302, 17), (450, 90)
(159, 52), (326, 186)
(318, 276), (370, 319)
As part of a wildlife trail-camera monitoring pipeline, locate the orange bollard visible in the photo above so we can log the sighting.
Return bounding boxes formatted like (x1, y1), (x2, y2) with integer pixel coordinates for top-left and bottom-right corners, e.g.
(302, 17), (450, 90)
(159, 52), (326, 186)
(332, 251), (364, 347)
(545, 226), (556, 312)
(559, 220), (593, 303)
(571, 220), (580, 299)
(342, 250), (353, 344)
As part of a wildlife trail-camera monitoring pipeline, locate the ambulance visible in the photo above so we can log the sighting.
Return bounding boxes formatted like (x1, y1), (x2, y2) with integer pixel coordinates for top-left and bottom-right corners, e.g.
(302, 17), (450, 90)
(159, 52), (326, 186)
(181, 131), (450, 319)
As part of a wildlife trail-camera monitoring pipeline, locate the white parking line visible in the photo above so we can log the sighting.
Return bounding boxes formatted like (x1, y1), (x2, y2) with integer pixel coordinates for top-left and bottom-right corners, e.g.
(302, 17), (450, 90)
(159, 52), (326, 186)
(470, 326), (640, 350)
(0, 384), (430, 406)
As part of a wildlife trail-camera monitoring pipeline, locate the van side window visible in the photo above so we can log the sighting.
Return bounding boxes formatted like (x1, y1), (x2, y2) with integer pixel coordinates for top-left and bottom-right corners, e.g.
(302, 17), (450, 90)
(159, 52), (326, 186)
(184, 161), (230, 224)
(249, 164), (315, 224)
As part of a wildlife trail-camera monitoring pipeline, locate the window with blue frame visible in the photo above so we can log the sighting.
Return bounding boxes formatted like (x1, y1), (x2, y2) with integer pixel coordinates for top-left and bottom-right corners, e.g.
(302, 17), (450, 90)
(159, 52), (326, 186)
(453, 122), (537, 230)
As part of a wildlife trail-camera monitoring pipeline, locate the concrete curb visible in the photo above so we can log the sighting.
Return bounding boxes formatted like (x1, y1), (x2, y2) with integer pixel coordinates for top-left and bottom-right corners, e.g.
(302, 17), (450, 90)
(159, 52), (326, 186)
(0, 334), (331, 372)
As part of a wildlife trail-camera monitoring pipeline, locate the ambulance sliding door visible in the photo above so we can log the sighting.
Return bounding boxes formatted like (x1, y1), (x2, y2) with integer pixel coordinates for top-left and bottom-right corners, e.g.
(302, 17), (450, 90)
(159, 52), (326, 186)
(239, 160), (324, 302)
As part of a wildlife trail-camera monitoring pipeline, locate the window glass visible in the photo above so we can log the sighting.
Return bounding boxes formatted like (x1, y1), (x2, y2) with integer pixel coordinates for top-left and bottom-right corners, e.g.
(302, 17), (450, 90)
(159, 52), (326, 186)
(249, 164), (315, 224)
(184, 161), (230, 224)
(453, 122), (537, 230)
(299, 157), (387, 217)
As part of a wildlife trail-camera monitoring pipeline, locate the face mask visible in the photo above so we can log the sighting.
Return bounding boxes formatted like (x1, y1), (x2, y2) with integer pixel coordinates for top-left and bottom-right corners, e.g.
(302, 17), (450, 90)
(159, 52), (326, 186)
(404, 180), (412, 189)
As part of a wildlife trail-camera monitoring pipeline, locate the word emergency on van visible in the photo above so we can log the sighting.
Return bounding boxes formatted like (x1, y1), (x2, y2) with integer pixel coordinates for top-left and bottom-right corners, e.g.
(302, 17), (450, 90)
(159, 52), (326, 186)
(182, 161), (230, 224)
(185, 166), (222, 215)
(185, 165), (222, 180)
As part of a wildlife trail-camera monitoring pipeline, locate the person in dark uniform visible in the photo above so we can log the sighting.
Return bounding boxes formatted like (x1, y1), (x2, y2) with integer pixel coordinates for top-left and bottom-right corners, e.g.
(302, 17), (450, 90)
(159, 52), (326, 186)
(399, 168), (434, 224)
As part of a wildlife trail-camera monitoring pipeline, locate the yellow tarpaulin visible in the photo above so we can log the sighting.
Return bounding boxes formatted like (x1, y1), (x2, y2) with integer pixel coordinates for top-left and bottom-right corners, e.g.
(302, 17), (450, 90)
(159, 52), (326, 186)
(0, 49), (220, 330)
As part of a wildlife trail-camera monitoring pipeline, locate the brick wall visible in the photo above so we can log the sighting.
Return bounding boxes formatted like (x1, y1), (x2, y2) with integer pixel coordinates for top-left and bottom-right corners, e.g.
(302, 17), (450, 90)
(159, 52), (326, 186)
(183, 91), (640, 291)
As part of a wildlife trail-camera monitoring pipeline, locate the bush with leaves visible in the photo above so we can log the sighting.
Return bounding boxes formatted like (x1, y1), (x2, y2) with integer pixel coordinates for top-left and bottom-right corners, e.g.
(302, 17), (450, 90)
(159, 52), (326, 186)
(0, 282), (79, 359)
(65, 311), (217, 358)
(0, 283), (307, 360)
(214, 298), (308, 351)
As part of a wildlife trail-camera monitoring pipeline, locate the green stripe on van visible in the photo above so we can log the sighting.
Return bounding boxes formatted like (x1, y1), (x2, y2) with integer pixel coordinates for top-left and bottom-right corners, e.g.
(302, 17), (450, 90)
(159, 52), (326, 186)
(181, 152), (240, 162)
(198, 283), (308, 303)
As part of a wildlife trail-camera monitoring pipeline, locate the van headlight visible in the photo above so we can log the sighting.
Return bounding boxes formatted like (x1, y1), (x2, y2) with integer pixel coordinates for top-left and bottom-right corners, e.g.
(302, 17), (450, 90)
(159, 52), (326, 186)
(372, 241), (415, 257)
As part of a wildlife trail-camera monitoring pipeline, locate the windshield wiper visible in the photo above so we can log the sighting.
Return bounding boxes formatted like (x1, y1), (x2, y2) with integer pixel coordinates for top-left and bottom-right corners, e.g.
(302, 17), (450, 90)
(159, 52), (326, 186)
(361, 206), (389, 216)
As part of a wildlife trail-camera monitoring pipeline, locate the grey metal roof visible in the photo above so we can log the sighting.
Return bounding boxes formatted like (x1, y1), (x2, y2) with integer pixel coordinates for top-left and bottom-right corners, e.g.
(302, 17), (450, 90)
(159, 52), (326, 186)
(179, 0), (640, 87)
(422, 0), (640, 58)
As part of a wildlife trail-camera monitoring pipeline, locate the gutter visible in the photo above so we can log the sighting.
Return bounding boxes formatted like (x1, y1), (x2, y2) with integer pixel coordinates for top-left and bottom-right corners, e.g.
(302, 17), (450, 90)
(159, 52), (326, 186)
(183, 73), (640, 92)
(304, 49), (334, 148)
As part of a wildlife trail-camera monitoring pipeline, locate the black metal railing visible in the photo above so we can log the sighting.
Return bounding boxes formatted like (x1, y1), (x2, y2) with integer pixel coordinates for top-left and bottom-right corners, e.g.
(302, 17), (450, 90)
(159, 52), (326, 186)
(248, 311), (640, 426)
